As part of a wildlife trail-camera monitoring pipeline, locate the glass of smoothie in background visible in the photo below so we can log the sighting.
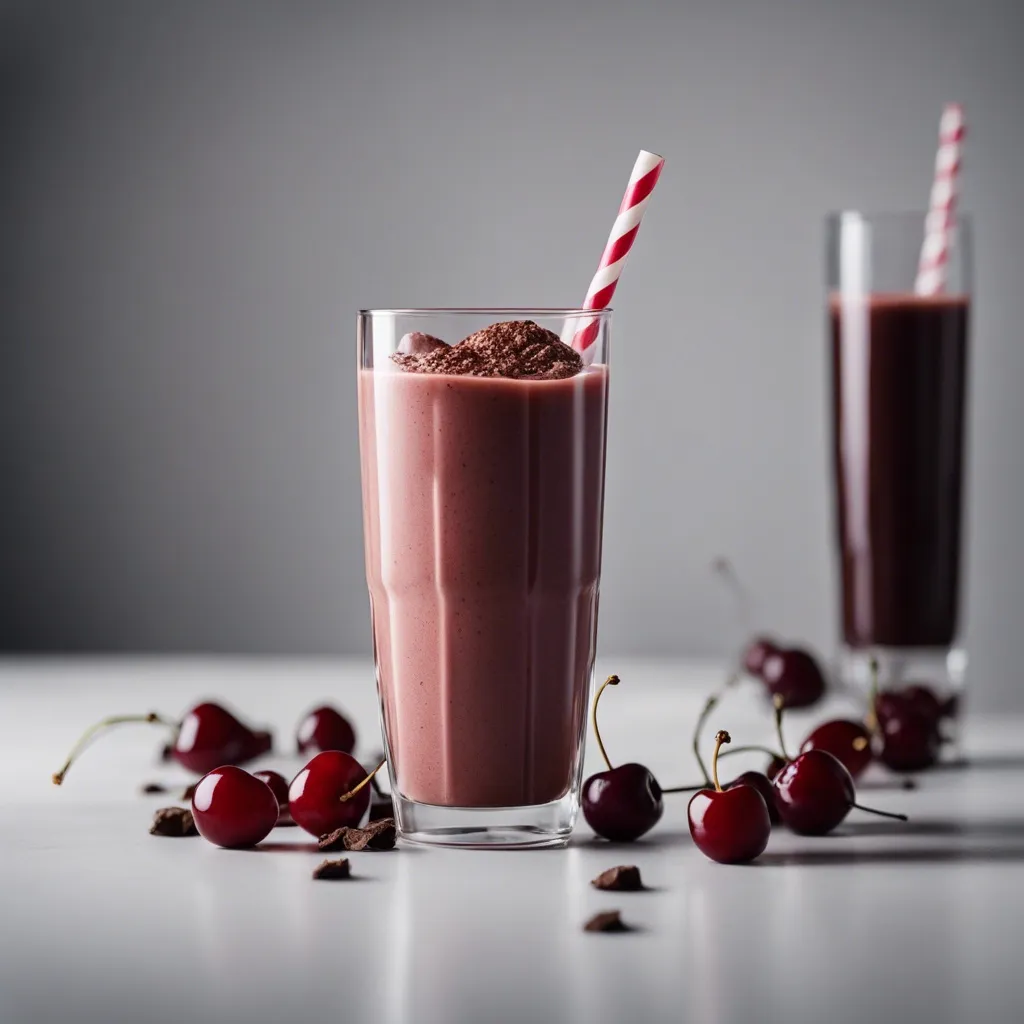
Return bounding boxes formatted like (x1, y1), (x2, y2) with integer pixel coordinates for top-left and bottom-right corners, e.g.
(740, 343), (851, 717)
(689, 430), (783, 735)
(827, 210), (971, 720)
(358, 309), (610, 847)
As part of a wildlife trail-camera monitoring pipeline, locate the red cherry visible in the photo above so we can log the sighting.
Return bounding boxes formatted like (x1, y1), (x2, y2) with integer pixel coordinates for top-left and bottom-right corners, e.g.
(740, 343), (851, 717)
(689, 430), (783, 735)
(800, 719), (873, 779)
(742, 637), (779, 676)
(191, 766), (279, 848)
(252, 769), (292, 825)
(689, 732), (771, 863)
(765, 755), (786, 781)
(296, 705), (357, 755)
(761, 648), (826, 708)
(581, 675), (665, 842)
(288, 750), (373, 836)
(773, 749), (856, 835)
(725, 770), (780, 825)
(877, 712), (940, 772)
(51, 702), (273, 786)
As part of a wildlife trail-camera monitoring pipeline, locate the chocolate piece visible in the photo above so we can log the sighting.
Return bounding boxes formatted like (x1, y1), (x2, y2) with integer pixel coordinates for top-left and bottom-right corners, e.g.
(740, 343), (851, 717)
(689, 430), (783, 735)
(591, 865), (644, 891)
(141, 782), (168, 795)
(318, 827), (349, 852)
(398, 331), (448, 356)
(149, 806), (198, 837)
(392, 319), (582, 380)
(181, 783), (198, 802)
(159, 743), (174, 762)
(312, 858), (352, 880)
(344, 818), (397, 851)
(583, 910), (631, 933)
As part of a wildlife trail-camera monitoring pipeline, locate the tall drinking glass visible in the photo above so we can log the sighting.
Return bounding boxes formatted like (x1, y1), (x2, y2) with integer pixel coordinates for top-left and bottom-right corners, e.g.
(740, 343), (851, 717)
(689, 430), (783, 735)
(358, 309), (610, 847)
(828, 213), (971, 724)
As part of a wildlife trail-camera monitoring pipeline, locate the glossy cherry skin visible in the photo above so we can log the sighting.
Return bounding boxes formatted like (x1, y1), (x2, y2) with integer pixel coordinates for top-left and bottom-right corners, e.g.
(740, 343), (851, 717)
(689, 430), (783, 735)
(773, 750), (856, 835)
(172, 702), (272, 775)
(582, 763), (663, 842)
(801, 719), (873, 779)
(296, 705), (357, 755)
(742, 636), (779, 676)
(191, 766), (279, 848)
(726, 770), (780, 824)
(877, 712), (940, 772)
(252, 769), (292, 825)
(876, 684), (943, 729)
(688, 784), (772, 864)
(760, 648), (826, 709)
(288, 750), (371, 836)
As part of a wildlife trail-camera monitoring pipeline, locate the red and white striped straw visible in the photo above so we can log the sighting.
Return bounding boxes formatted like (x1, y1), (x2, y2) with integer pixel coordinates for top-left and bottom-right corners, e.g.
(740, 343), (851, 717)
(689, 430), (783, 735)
(915, 103), (966, 296)
(567, 149), (665, 354)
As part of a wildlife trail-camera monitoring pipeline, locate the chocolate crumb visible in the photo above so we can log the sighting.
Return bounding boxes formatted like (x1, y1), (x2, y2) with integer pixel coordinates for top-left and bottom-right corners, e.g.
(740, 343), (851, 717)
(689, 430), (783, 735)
(392, 319), (582, 380)
(344, 818), (397, 851)
(149, 806), (198, 837)
(902, 778), (918, 790)
(181, 783), (198, 802)
(591, 865), (644, 891)
(141, 782), (168, 795)
(318, 827), (350, 852)
(159, 743), (174, 762)
(312, 858), (351, 880)
(584, 910), (631, 933)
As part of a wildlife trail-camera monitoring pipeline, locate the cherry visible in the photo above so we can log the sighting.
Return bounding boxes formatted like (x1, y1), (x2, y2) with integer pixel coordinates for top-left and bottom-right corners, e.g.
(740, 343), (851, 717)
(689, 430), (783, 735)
(689, 732), (772, 864)
(743, 637), (779, 676)
(252, 769), (293, 826)
(190, 766), (279, 848)
(800, 719), (873, 779)
(51, 702), (273, 785)
(765, 755), (786, 781)
(877, 713), (940, 773)
(900, 684), (944, 726)
(296, 705), (357, 756)
(761, 648), (826, 709)
(581, 676), (664, 842)
(725, 770), (780, 825)
(288, 750), (379, 836)
(771, 697), (907, 835)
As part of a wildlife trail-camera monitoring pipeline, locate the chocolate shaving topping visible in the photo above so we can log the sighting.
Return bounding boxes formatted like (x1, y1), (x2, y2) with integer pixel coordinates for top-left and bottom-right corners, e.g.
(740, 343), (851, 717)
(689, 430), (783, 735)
(397, 331), (448, 356)
(141, 782), (168, 795)
(181, 783), (198, 801)
(392, 319), (583, 380)
(583, 910), (631, 933)
(318, 818), (397, 853)
(318, 828), (349, 852)
(591, 865), (644, 891)
(149, 806), (198, 837)
(312, 858), (351, 880)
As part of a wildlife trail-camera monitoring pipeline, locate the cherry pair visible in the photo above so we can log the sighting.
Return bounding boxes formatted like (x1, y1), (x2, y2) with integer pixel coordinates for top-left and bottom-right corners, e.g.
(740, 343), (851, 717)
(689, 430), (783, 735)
(190, 754), (380, 848)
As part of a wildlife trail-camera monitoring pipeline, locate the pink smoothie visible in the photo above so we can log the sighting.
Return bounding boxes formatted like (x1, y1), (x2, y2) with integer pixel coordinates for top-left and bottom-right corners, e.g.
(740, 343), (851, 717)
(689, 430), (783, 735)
(358, 365), (608, 807)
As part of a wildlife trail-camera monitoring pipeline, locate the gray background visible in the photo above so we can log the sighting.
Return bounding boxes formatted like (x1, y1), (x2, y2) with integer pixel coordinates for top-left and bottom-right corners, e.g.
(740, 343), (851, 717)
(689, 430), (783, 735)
(2, 0), (1022, 709)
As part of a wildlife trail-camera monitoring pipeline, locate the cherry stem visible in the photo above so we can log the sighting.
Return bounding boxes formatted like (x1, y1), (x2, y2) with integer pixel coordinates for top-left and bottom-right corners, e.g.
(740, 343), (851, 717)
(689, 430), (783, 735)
(51, 712), (177, 785)
(712, 556), (752, 650)
(340, 758), (386, 803)
(711, 730), (731, 792)
(852, 802), (908, 823)
(772, 695), (792, 762)
(717, 744), (786, 761)
(591, 674), (620, 772)
(661, 782), (708, 794)
(691, 695), (717, 786)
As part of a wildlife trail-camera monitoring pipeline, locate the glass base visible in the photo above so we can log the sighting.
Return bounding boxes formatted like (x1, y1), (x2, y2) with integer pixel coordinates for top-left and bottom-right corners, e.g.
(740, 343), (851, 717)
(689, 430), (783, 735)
(394, 791), (578, 849)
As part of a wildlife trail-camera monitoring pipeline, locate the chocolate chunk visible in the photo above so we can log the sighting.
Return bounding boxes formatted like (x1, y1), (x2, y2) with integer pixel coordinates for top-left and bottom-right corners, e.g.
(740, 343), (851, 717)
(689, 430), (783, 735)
(149, 806), (198, 837)
(398, 331), (448, 356)
(344, 818), (397, 851)
(312, 858), (351, 880)
(591, 865), (644, 891)
(902, 777), (918, 790)
(141, 782), (168, 795)
(583, 910), (631, 933)
(159, 743), (174, 762)
(369, 794), (394, 821)
(318, 827), (349, 852)
(181, 783), (198, 801)
(392, 319), (582, 380)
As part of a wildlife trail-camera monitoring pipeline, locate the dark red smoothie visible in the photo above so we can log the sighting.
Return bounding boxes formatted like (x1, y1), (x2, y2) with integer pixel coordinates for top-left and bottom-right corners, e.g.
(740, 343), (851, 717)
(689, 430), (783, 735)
(830, 294), (969, 648)
(359, 321), (607, 808)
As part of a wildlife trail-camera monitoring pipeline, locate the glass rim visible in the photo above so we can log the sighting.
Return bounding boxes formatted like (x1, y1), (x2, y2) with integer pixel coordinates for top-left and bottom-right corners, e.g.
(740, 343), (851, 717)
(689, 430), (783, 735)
(358, 307), (613, 317)
(826, 210), (973, 224)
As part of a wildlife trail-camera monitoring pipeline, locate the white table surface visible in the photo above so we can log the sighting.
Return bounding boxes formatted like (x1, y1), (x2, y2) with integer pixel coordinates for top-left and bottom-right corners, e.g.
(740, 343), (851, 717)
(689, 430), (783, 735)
(2, 658), (1023, 1024)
